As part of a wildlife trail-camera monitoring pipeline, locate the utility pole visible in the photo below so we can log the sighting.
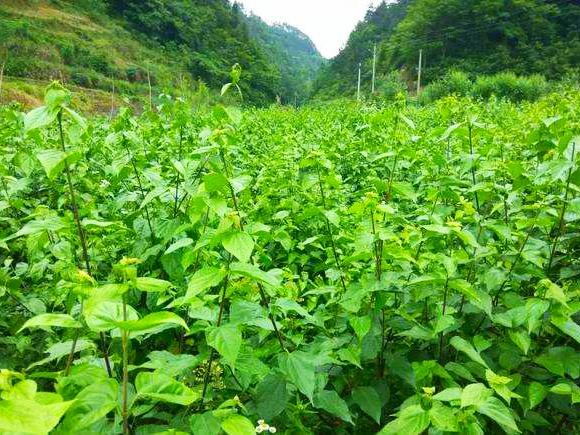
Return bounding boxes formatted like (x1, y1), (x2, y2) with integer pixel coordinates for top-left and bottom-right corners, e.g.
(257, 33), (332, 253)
(147, 67), (152, 110)
(372, 43), (377, 94)
(416, 49), (423, 96)
(0, 61), (4, 105)
(357, 62), (362, 102)
(110, 76), (115, 119)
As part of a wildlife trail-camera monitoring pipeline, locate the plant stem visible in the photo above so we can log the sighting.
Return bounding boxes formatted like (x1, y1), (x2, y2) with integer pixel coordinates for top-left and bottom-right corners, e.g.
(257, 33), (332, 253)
(438, 276), (450, 363)
(468, 122), (481, 214)
(122, 138), (156, 243)
(198, 271), (230, 411)
(315, 163), (347, 293)
(58, 112), (112, 377)
(173, 126), (184, 217)
(547, 140), (575, 277)
(219, 147), (287, 352)
(122, 296), (129, 435)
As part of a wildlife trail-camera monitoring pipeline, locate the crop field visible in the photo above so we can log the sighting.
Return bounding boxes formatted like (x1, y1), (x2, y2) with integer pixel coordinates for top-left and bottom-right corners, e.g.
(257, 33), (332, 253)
(0, 84), (579, 434)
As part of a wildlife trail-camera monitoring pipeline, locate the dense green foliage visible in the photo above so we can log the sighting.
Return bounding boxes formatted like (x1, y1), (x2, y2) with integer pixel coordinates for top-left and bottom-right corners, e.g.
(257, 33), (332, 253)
(420, 71), (550, 104)
(314, 0), (580, 99)
(0, 0), (323, 106)
(1, 79), (579, 434)
(246, 15), (324, 104)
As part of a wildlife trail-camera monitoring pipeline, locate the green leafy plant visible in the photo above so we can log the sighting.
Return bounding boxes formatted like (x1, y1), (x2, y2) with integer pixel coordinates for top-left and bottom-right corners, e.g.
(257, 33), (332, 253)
(0, 76), (579, 434)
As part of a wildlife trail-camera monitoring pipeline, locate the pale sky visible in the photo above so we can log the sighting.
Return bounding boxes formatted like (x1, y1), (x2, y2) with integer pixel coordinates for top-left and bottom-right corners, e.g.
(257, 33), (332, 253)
(235, 0), (385, 58)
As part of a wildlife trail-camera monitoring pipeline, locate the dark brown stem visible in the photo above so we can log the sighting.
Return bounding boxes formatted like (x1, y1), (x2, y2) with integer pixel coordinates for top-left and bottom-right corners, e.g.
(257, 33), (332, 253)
(219, 146), (287, 352)
(316, 163), (347, 293)
(468, 122), (480, 214)
(121, 138), (156, 243)
(58, 112), (112, 377)
(547, 141), (575, 276)
(173, 126), (184, 217)
(198, 272), (230, 411)
(122, 297), (129, 435)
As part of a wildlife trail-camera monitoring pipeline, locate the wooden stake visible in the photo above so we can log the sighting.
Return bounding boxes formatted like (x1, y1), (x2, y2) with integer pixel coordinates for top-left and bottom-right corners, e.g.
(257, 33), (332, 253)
(357, 62), (362, 101)
(147, 67), (152, 110)
(372, 44), (377, 94)
(110, 76), (115, 119)
(417, 49), (423, 96)
(0, 62), (4, 105)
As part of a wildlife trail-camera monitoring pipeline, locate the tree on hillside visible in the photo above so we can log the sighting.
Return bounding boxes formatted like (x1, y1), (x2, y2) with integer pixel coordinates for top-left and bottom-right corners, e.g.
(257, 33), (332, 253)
(384, 0), (580, 81)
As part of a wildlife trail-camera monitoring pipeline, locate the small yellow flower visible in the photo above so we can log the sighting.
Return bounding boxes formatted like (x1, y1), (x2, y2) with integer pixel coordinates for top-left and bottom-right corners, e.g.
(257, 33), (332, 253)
(446, 219), (462, 230)
(76, 269), (96, 285)
(119, 257), (142, 266)
(422, 386), (436, 395)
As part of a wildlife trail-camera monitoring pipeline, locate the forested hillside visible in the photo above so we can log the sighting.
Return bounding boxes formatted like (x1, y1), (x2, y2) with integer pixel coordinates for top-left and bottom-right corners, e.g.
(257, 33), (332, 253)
(246, 15), (324, 103)
(313, 0), (580, 99)
(0, 0), (323, 107)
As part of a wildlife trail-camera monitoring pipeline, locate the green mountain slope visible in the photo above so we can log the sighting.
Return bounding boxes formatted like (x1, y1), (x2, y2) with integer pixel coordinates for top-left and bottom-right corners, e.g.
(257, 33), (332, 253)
(246, 14), (324, 103)
(313, 0), (580, 99)
(0, 0), (323, 107)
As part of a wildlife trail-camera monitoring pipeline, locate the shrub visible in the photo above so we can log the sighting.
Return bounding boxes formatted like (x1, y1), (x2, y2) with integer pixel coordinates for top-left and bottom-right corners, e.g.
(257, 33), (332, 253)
(472, 72), (548, 102)
(420, 70), (472, 103)
(375, 71), (407, 100)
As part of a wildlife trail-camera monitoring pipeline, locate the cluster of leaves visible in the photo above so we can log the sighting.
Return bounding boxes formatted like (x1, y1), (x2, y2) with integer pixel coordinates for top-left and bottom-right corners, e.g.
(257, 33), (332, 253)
(0, 79), (579, 434)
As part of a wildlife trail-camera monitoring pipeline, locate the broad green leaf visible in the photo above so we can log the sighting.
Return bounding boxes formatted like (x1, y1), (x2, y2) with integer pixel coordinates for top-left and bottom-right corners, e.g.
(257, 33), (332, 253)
(535, 346), (580, 378)
(59, 379), (118, 431)
(279, 351), (316, 401)
(222, 231), (254, 263)
(0, 396), (74, 434)
(352, 386), (381, 424)
(204, 172), (229, 193)
(135, 372), (199, 405)
(190, 412), (221, 435)
(18, 314), (81, 332)
(433, 387), (462, 402)
(450, 336), (489, 368)
(230, 175), (252, 194)
(349, 315), (372, 341)
(429, 401), (459, 432)
(476, 396), (520, 433)
(36, 149), (80, 180)
(528, 382), (547, 409)
(133, 351), (199, 377)
(551, 316), (580, 345)
(540, 279), (568, 307)
(207, 324), (242, 369)
(256, 374), (288, 420)
(84, 301), (139, 332)
(135, 277), (173, 293)
(230, 262), (281, 287)
(508, 330), (531, 355)
(461, 383), (492, 408)
(115, 311), (188, 334)
(165, 238), (193, 255)
(28, 339), (95, 370)
(220, 414), (255, 435)
(378, 404), (430, 435)
(486, 370), (522, 403)
(24, 106), (57, 132)
(3, 216), (67, 242)
(185, 267), (227, 300)
(314, 390), (353, 424)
